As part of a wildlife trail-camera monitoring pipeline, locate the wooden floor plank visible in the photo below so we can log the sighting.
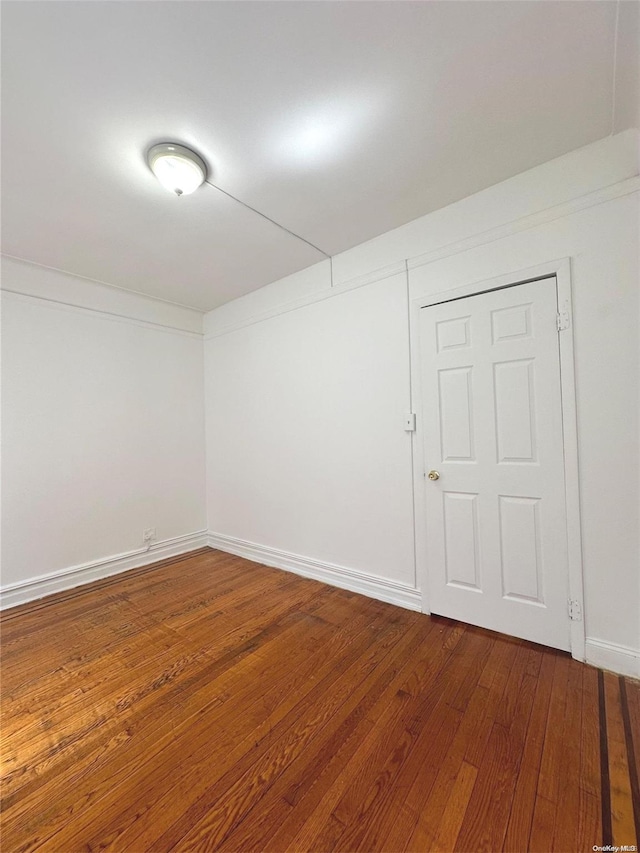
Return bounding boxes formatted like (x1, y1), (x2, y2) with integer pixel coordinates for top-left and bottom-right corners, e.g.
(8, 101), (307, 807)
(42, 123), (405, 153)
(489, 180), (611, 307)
(528, 653), (571, 850)
(431, 760), (479, 852)
(604, 672), (638, 848)
(44, 612), (343, 851)
(215, 619), (437, 853)
(550, 658), (584, 852)
(402, 668), (497, 853)
(581, 664), (603, 799)
(454, 680), (534, 853)
(153, 610), (414, 852)
(84, 602), (400, 853)
(1, 576), (326, 811)
(619, 677), (640, 844)
(360, 628), (494, 853)
(1, 548), (637, 853)
(3, 592), (341, 850)
(503, 652), (554, 852)
(283, 623), (468, 853)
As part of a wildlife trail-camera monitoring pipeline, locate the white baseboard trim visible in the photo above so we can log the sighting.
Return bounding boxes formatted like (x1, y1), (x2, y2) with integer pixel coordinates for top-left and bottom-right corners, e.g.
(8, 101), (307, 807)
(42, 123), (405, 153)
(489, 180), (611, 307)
(585, 638), (640, 679)
(0, 531), (209, 610)
(207, 531), (422, 612)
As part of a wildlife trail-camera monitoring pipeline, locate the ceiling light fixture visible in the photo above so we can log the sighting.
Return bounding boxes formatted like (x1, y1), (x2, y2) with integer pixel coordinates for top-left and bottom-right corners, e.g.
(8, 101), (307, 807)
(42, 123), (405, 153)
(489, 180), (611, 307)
(143, 139), (331, 262)
(147, 142), (207, 196)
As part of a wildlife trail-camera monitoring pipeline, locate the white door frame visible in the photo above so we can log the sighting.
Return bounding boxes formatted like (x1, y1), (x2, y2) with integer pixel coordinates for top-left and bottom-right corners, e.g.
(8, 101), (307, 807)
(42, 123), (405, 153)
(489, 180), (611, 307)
(409, 258), (586, 662)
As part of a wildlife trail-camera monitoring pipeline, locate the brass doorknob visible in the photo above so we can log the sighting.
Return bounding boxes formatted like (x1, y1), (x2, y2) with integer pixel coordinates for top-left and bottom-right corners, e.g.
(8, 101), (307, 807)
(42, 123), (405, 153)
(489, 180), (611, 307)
(428, 470), (440, 481)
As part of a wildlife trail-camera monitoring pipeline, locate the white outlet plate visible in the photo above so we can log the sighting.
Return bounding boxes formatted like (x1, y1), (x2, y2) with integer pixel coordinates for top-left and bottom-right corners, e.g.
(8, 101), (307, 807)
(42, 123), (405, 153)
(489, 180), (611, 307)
(143, 527), (157, 543)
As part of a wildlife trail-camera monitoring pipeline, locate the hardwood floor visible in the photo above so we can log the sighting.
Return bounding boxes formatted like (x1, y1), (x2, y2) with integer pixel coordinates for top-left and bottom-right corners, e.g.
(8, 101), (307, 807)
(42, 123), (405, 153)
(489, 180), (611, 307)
(1, 548), (638, 852)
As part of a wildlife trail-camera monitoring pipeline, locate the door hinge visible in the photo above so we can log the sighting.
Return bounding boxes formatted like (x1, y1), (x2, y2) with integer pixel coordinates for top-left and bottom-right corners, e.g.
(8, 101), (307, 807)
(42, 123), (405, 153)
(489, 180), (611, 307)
(556, 310), (570, 332)
(568, 599), (582, 621)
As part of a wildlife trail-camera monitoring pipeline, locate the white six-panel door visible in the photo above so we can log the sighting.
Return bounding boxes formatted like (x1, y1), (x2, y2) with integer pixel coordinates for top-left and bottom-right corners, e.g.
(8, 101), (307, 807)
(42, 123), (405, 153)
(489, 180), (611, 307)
(419, 277), (570, 650)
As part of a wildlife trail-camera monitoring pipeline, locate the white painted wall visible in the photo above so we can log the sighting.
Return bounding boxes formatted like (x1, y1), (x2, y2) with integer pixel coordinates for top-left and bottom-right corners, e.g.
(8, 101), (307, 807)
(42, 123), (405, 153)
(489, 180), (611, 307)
(1, 259), (206, 599)
(204, 130), (639, 675)
(205, 273), (416, 594)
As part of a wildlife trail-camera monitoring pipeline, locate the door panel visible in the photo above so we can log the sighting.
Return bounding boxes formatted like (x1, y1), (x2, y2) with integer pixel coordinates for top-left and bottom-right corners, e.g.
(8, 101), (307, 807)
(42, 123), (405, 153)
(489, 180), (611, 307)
(439, 367), (475, 461)
(498, 495), (543, 603)
(443, 491), (481, 591)
(493, 359), (537, 463)
(419, 277), (570, 650)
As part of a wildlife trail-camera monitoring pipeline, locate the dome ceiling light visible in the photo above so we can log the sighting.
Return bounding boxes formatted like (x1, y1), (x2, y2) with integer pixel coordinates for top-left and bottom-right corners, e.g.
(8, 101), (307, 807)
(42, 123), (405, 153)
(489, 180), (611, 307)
(147, 142), (207, 196)
(144, 138), (332, 277)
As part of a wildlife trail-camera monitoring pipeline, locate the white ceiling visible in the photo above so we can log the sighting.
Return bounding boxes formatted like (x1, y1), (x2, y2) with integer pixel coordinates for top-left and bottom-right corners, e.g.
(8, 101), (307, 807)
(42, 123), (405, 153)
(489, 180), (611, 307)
(2, 1), (638, 312)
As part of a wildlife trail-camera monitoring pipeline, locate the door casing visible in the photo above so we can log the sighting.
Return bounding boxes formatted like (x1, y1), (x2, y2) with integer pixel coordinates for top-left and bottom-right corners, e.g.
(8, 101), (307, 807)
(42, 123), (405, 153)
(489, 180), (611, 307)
(409, 258), (586, 662)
